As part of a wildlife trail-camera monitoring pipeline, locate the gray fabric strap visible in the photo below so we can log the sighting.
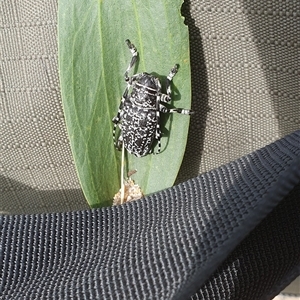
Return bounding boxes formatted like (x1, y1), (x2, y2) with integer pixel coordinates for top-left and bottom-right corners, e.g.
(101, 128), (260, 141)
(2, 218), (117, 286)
(2, 130), (300, 299)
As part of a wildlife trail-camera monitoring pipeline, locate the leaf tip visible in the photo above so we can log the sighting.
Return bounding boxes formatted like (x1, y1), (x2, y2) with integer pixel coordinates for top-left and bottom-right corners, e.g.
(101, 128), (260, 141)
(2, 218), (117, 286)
(180, 0), (189, 27)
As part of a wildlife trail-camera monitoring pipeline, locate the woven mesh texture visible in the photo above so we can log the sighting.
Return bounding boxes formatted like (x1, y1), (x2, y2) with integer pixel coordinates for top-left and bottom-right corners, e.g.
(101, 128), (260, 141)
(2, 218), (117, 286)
(0, 1), (88, 213)
(1, 0), (300, 214)
(191, 184), (300, 300)
(1, 131), (300, 299)
(177, 0), (300, 182)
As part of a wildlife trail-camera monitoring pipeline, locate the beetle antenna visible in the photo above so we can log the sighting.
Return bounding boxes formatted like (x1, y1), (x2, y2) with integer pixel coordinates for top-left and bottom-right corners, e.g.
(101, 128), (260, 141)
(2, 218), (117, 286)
(124, 39), (138, 81)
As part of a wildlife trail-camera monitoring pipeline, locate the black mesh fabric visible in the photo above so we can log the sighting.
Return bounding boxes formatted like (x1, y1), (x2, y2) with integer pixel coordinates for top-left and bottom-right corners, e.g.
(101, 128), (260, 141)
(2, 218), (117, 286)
(2, 130), (300, 299)
(190, 181), (300, 300)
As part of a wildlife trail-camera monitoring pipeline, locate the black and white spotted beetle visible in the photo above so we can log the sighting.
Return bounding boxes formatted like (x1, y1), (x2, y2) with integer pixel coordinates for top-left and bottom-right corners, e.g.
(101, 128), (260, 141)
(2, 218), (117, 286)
(112, 39), (193, 157)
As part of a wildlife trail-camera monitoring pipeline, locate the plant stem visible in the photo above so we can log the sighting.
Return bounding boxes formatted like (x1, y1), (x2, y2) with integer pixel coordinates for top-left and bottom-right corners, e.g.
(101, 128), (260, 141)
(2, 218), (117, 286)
(120, 143), (125, 204)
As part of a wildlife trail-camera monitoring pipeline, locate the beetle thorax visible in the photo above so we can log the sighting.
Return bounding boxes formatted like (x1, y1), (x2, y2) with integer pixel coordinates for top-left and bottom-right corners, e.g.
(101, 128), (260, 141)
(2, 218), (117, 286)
(130, 73), (161, 108)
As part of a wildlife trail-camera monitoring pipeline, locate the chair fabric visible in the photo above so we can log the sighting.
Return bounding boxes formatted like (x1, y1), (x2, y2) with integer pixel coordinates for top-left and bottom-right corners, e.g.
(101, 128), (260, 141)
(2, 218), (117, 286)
(0, 0), (299, 299)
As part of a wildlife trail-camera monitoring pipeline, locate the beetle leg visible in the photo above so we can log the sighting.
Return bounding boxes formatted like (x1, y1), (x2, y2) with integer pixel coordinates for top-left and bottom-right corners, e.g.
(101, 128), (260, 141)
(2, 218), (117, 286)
(112, 123), (119, 149)
(152, 110), (162, 155)
(166, 64), (179, 102)
(155, 114), (162, 140)
(124, 39), (138, 82)
(112, 118), (124, 149)
(116, 133), (123, 151)
(150, 135), (161, 155)
(112, 85), (130, 123)
(112, 85), (130, 149)
(159, 103), (194, 115)
(159, 64), (178, 104)
(155, 135), (161, 155)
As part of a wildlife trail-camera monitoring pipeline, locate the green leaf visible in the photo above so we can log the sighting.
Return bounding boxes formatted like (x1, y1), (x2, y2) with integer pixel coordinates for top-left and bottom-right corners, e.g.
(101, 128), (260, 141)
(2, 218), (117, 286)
(58, 0), (191, 207)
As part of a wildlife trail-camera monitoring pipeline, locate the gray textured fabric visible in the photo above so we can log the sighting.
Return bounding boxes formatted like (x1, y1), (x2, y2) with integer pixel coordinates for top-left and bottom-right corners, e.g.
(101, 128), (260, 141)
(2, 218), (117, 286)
(0, 1), (88, 213)
(178, 0), (300, 182)
(1, 1), (299, 214)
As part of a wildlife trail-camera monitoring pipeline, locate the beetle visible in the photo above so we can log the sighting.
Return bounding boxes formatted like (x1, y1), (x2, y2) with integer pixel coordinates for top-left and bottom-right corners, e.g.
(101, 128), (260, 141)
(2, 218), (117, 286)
(112, 39), (193, 157)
